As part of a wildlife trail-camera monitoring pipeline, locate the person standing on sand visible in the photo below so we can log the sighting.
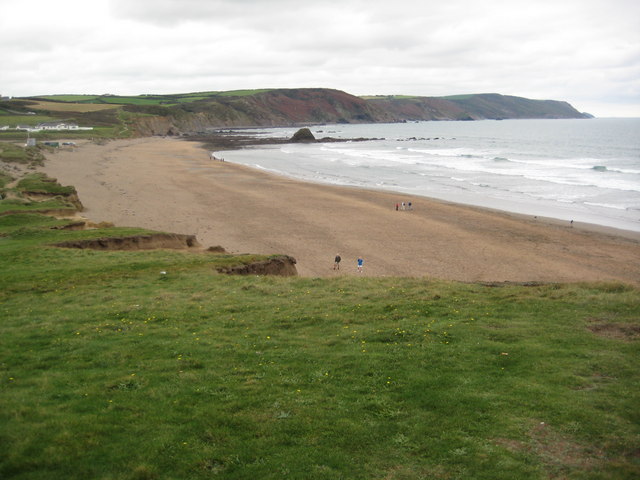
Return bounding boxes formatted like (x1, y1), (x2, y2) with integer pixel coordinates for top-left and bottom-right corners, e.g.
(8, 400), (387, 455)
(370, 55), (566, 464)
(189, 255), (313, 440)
(357, 257), (364, 273)
(334, 254), (341, 270)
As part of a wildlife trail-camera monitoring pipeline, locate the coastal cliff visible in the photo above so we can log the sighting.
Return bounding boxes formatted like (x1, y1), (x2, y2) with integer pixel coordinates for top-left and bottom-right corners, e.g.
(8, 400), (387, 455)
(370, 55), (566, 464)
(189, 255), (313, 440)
(126, 89), (589, 135)
(366, 93), (589, 121)
(11, 88), (591, 138)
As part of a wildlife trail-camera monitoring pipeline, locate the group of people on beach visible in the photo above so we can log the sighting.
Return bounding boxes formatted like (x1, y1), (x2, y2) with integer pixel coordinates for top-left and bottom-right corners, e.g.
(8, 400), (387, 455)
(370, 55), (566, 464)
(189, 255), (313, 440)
(333, 254), (364, 273)
(209, 152), (225, 162)
(395, 201), (413, 211)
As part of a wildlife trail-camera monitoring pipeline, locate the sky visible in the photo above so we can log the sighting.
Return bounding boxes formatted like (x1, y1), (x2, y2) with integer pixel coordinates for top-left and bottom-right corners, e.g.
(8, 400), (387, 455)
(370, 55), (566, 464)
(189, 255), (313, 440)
(1, 0), (639, 117)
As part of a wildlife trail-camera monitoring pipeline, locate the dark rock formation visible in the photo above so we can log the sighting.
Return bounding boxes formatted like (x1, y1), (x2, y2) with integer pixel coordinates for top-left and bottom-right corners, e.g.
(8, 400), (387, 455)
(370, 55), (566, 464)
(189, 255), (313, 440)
(290, 128), (316, 143)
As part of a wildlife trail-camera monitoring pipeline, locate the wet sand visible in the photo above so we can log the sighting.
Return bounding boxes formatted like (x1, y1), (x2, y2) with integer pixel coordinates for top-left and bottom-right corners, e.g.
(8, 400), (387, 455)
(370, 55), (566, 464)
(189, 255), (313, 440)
(40, 137), (640, 284)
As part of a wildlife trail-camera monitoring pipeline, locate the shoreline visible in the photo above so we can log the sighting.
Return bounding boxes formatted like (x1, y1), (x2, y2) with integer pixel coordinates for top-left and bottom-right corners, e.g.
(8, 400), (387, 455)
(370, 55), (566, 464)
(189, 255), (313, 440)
(194, 120), (640, 235)
(216, 143), (640, 236)
(221, 156), (640, 242)
(39, 137), (640, 284)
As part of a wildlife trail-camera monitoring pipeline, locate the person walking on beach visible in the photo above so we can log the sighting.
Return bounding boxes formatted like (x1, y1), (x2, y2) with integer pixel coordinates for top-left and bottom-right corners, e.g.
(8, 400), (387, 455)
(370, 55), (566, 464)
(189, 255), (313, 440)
(395, 203), (399, 211)
(333, 253), (341, 270)
(357, 257), (364, 273)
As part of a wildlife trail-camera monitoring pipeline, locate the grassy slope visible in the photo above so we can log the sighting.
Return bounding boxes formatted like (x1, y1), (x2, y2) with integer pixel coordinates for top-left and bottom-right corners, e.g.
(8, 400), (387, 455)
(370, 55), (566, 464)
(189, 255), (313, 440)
(0, 169), (77, 216)
(0, 90), (275, 140)
(0, 210), (638, 479)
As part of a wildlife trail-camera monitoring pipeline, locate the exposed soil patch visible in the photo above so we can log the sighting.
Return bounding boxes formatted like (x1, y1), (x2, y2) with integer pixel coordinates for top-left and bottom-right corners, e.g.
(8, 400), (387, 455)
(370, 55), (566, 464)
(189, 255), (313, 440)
(217, 255), (297, 276)
(51, 221), (87, 231)
(588, 318), (640, 341)
(479, 281), (548, 288)
(53, 233), (200, 251)
(495, 421), (604, 476)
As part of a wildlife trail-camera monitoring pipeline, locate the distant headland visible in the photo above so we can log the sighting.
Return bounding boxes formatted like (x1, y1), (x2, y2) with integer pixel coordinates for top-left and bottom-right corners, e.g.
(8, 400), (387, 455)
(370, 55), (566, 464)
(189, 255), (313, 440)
(0, 88), (591, 138)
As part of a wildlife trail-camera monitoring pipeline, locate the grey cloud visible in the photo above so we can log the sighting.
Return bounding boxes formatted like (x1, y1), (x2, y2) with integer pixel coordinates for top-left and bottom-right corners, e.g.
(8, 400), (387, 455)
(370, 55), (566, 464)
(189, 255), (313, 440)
(0, 0), (638, 115)
(109, 0), (311, 26)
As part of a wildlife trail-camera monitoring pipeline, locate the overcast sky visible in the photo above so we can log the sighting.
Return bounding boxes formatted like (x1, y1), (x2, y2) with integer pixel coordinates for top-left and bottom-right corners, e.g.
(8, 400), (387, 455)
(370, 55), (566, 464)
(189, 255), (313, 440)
(1, 0), (638, 117)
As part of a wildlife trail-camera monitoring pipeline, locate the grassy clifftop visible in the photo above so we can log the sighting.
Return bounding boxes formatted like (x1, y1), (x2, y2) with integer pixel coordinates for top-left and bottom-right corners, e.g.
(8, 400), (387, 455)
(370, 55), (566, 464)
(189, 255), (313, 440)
(0, 174), (638, 479)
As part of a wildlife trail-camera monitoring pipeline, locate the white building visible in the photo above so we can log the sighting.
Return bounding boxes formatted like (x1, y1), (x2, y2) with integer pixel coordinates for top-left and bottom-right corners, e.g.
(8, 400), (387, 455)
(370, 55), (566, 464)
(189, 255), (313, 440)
(36, 121), (80, 130)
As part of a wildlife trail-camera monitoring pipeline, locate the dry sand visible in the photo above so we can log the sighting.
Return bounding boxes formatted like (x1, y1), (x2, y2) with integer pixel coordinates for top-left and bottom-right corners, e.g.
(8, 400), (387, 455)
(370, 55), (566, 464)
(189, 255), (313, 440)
(40, 137), (640, 285)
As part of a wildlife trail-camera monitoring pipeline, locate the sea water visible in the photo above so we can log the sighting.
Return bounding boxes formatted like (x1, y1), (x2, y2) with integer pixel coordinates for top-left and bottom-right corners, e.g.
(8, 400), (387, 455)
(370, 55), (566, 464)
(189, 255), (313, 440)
(219, 118), (640, 232)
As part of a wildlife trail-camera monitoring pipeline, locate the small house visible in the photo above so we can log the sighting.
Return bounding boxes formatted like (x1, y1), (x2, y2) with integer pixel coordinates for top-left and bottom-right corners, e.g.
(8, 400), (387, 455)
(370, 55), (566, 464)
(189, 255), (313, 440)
(36, 121), (80, 130)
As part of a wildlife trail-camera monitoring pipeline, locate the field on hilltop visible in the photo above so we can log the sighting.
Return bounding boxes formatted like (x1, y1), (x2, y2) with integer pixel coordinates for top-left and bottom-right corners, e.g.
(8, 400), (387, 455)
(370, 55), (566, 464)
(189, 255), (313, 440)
(0, 168), (638, 478)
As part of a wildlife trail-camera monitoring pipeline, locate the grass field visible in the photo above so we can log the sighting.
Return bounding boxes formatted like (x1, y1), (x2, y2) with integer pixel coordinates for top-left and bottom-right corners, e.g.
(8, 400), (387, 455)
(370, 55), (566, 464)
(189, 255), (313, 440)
(0, 143), (46, 165)
(33, 95), (104, 103)
(23, 101), (120, 113)
(15, 172), (77, 195)
(31, 90), (273, 107)
(0, 200), (639, 479)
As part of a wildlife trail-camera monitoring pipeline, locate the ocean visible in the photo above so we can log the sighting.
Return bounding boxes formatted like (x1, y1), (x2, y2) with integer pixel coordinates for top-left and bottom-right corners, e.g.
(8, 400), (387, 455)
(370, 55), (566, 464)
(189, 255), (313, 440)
(218, 118), (640, 233)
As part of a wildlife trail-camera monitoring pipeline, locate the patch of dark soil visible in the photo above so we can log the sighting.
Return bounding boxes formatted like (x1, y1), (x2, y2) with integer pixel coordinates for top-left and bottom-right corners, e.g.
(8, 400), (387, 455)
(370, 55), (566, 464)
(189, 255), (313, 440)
(217, 255), (297, 276)
(51, 221), (86, 230)
(588, 318), (640, 341)
(479, 281), (548, 288)
(53, 233), (200, 251)
(495, 421), (604, 475)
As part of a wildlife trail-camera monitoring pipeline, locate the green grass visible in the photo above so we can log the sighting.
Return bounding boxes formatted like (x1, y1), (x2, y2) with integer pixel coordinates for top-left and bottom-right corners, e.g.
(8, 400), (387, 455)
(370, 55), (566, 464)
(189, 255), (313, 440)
(442, 94), (476, 100)
(0, 143), (46, 165)
(33, 95), (104, 103)
(0, 113), (56, 124)
(0, 172), (77, 215)
(26, 89), (273, 107)
(216, 89), (274, 97)
(0, 211), (638, 479)
(0, 171), (13, 188)
(15, 172), (76, 195)
(0, 198), (76, 215)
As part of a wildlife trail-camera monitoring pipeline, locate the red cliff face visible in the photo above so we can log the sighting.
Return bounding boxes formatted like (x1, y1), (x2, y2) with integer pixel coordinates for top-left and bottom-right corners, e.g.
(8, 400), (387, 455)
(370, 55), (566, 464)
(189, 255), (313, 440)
(129, 88), (588, 135)
(252, 89), (394, 124)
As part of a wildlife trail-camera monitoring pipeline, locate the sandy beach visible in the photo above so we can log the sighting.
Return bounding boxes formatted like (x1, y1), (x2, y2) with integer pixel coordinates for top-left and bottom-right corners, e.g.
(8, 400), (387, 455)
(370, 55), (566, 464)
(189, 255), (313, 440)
(40, 137), (640, 285)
